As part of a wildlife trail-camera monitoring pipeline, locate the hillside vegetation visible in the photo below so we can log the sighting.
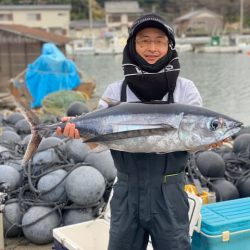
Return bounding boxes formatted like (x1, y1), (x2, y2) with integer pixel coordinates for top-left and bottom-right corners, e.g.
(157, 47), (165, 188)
(1, 0), (249, 29)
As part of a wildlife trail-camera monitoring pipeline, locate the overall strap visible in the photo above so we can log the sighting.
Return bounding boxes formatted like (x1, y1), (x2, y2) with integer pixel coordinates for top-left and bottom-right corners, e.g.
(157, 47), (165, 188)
(120, 80), (127, 102)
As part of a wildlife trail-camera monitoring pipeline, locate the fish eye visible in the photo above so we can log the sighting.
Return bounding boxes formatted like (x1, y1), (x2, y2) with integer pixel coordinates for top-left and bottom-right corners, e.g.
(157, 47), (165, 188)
(210, 119), (220, 131)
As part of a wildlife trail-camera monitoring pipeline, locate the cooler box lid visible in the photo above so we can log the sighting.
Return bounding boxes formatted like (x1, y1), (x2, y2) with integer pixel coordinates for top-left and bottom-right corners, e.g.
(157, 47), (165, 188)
(200, 197), (250, 235)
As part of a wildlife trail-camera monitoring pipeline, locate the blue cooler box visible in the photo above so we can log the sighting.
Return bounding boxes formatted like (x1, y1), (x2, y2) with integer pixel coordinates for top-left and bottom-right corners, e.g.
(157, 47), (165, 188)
(192, 197), (250, 250)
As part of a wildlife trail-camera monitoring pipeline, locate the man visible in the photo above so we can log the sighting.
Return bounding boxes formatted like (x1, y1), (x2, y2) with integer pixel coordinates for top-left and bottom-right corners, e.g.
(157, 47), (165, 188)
(99, 14), (200, 250)
(57, 14), (220, 250)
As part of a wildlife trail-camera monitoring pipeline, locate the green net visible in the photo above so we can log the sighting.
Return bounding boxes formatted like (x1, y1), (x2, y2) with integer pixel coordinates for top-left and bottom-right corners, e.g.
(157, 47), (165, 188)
(42, 90), (86, 117)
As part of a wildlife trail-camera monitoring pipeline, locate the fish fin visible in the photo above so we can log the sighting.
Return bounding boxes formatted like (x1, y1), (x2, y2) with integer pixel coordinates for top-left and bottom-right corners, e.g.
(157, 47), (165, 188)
(102, 99), (173, 106)
(22, 132), (43, 166)
(86, 143), (109, 153)
(14, 96), (40, 127)
(21, 106), (40, 127)
(101, 97), (121, 107)
(140, 100), (173, 104)
(86, 142), (99, 150)
(111, 123), (175, 132)
(84, 128), (173, 143)
(14, 100), (45, 166)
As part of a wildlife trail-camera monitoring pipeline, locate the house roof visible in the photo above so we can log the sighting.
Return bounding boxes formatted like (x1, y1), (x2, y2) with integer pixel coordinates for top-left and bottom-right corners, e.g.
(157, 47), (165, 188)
(0, 24), (72, 45)
(105, 1), (143, 14)
(70, 20), (106, 29)
(0, 4), (71, 11)
(174, 9), (222, 23)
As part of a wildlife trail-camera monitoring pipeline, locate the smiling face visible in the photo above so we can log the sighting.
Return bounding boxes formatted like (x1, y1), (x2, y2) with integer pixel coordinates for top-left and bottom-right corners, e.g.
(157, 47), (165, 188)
(135, 27), (169, 64)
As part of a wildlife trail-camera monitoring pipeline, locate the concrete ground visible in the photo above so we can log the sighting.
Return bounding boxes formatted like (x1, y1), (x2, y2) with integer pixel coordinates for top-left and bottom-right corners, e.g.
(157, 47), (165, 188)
(5, 238), (52, 250)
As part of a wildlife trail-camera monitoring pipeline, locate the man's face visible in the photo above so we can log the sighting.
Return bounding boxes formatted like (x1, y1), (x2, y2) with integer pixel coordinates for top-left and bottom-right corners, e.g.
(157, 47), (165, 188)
(135, 27), (169, 64)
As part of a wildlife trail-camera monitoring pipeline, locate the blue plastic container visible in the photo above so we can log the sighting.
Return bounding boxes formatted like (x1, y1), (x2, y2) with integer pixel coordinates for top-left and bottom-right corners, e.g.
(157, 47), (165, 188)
(192, 197), (250, 250)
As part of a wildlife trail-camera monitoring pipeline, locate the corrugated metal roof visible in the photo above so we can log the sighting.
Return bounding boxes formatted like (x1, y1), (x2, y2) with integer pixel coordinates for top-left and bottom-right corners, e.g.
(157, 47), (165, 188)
(0, 4), (71, 11)
(105, 1), (143, 13)
(0, 24), (72, 45)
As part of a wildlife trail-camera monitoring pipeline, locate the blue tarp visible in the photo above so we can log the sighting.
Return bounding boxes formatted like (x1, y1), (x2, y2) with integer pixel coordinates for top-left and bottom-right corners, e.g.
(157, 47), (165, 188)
(25, 43), (81, 108)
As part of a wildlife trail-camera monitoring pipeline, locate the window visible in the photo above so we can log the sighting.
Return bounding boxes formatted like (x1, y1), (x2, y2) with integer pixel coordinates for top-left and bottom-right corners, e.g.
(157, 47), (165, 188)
(108, 15), (121, 23)
(0, 14), (13, 21)
(27, 13), (41, 21)
(58, 12), (67, 17)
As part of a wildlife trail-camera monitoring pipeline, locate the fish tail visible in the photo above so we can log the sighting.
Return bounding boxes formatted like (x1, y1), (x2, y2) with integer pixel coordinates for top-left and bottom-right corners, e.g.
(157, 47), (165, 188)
(22, 132), (43, 166)
(20, 106), (45, 166)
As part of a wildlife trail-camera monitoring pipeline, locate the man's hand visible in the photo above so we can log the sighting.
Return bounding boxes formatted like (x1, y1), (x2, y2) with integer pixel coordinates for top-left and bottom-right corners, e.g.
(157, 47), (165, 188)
(56, 117), (80, 139)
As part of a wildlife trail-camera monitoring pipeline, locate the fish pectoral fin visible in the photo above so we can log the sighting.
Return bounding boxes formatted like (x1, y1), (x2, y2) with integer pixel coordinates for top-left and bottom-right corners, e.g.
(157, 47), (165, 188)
(112, 122), (175, 127)
(84, 127), (174, 143)
(112, 123), (175, 132)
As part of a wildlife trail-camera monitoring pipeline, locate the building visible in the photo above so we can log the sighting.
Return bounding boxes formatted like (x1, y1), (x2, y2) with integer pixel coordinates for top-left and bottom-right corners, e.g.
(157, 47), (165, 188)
(69, 19), (109, 53)
(0, 5), (71, 36)
(0, 24), (71, 91)
(174, 9), (223, 37)
(70, 20), (106, 40)
(105, 1), (143, 36)
(67, 1), (144, 55)
(67, 19), (107, 54)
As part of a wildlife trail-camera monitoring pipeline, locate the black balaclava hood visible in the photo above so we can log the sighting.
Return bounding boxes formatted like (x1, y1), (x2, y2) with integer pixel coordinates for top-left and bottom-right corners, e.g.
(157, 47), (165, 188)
(122, 13), (180, 102)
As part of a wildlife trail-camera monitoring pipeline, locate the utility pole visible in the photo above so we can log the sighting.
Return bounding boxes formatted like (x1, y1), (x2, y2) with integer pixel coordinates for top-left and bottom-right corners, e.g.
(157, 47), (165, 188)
(240, 0), (244, 34)
(88, 0), (94, 46)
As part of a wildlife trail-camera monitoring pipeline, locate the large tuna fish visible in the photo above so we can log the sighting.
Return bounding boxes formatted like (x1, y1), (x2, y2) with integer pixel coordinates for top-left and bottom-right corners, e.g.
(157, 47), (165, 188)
(22, 100), (242, 165)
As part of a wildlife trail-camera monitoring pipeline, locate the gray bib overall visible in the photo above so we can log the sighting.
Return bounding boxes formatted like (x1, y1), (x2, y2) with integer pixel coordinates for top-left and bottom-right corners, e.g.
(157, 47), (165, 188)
(108, 81), (191, 250)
